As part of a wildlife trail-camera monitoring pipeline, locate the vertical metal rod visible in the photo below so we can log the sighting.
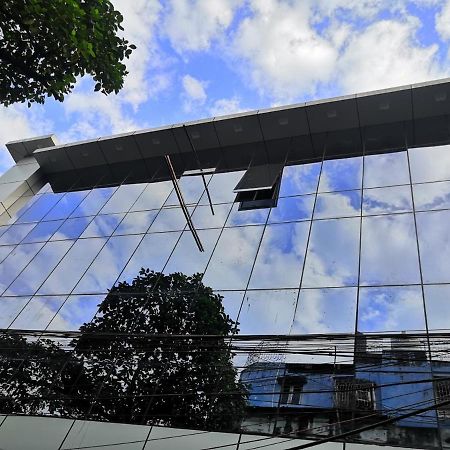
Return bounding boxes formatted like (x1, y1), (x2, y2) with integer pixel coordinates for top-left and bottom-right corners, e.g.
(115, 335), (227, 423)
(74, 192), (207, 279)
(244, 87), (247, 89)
(165, 154), (204, 252)
(183, 125), (215, 215)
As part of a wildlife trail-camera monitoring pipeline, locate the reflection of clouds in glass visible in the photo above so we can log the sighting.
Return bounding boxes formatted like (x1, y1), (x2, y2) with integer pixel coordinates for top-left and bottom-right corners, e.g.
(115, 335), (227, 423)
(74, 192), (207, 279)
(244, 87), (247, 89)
(202, 226), (264, 290)
(130, 181), (172, 212)
(199, 171), (244, 205)
(409, 145), (450, 183)
(100, 184), (146, 214)
(5, 240), (73, 296)
(314, 190), (360, 219)
(363, 151), (409, 188)
(191, 203), (232, 229)
(360, 214), (420, 285)
(113, 210), (158, 235)
(22, 220), (64, 243)
(248, 222), (309, 289)
(149, 207), (192, 232)
(70, 187), (116, 218)
(16, 193), (63, 223)
(164, 229), (221, 276)
(43, 190), (89, 221)
(0, 296), (31, 328)
(0, 223), (36, 245)
(358, 286), (425, 332)
(165, 175), (211, 206)
(319, 157), (362, 193)
(226, 204), (269, 227)
(302, 218), (360, 288)
(424, 285), (450, 331)
(279, 163), (320, 197)
(414, 181), (450, 211)
(416, 210), (450, 283)
(218, 291), (244, 326)
(238, 290), (297, 335)
(80, 214), (124, 238)
(74, 235), (141, 295)
(0, 245), (14, 264)
(50, 217), (93, 241)
(363, 186), (412, 215)
(0, 243), (44, 293)
(268, 195), (314, 223)
(292, 288), (357, 334)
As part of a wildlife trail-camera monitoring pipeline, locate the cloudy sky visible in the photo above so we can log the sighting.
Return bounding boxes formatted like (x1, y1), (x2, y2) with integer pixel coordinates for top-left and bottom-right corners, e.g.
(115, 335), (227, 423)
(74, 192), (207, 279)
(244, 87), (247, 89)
(1, 0), (450, 171)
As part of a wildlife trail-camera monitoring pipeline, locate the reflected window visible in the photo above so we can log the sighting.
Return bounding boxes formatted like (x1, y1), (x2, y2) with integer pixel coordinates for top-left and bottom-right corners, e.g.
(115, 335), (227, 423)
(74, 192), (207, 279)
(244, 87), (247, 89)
(363, 152), (409, 188)
(280, 378), (305, 405)
(434, 378), (450, 419)
(334, 377), (375, 411)
(360, 214), (420, 285)
(363, 186), (412, 215)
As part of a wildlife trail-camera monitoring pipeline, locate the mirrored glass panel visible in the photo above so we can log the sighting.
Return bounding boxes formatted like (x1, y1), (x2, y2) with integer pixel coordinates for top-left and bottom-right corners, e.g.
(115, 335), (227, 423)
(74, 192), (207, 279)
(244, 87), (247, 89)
(191, 203), (232, 229)
(22, 220), (64, 243)
(129, 181), (172, 211)
(148, 207), (193, 232)
(360, 214), (421, 285)
(318, 157), (362, 192)
(292, 287), (357, 334)
(363, 151), (409, 188)
(5, 240), (73, 296)
(100, 183), (146, 214)
(202, 226), (264, 290)
(268, 195), (314, 223)
(279, 163), (321, 197)
(302, 218), (360, 288)
(225, 203), (269, 227)
(218, 290), (245, 327)
(50, 217), (93, 241)
(10, 296), (65, 330)
(0, 223), (36, 245)
(80, 214), (124, 238)
(248, 222), (309, 289)
(0, 296), (30, 328)
(416, 210), (450, 284)
(113, 210), (158, 235)
(358, 286), (426, 332)
(238, 290), (298, 335)
(409, 144), (450, 184)
(413, 181), (450, 211)
(74, 234), (142, 295)
(363, 185), (413, 215)
(15, 193), (63, 223)
(0, 245), (14, 264)
(165, 174), (211, 206)
(0, 243), (44, 293)
(43, 190), (89, 221)
(164, 229), (221, 276)
(424, 285), (450, 331)
(199, 171), (245, 205)
(38, 238), (106, 295)
(314, 190), (361, 219)
(69, 187), (116, 218)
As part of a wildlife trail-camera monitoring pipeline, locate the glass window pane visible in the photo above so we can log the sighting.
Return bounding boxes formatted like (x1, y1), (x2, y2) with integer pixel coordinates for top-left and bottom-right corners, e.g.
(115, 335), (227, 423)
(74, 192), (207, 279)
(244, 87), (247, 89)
(279, 163), (320, 197)
(409, 144), (450, 183)
(165, 174), (211, 206)
(238, 290), (298, 335)
(113, 210), (158, 235)
(164, 229), (221, 276)
(413, 181), (450, 211)
(38, 238), (106, 295)
(119, 232), (180, 283)
(363, 185), (412, 215)
(268, 195), (314, 223)
(292, 288), (357, 334)
(302, 218), (360, 288)
(129, 181), (172, 211)
(0, 223), (36, 245)
(424, 285), (450, 331)
(202, 226), (264, 290)
(416, 210), (450, 283)
(358, 286), (426, 332)
(22, 220), (64, 243)
(314, 190), (361, 219)
(219, 290), (244, 326)
(318, 157), (362, 192)
(10, 296), (65, 330)
(248, 222), (309, 289)
(360, 214), (420, 285)
(199, 171), (245, 205)
(47, 295), (104, 331)
(363, 151), (409, 187)
(70, 187), (116, 218)
(191, 203), (232, 229)
(0, 296), (31, 328)
(50, 217), (93, 241)
(0, 243), (44, 293)
(74, 234), (142, 295)
(80, 214), (124, 238)
(5, 240), (73, 296)
(43, 190), (89, 220)
(148, 207), (193, 232)
(225, 204), (269, 227)
(99, 183), (146, 214)
(0, 245), (15, 264)
(15, 193), (63, 223)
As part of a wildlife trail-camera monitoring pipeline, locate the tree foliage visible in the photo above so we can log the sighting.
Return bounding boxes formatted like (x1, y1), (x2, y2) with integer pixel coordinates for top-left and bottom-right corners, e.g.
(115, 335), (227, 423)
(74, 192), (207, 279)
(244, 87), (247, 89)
(0, 0), (136, 106)
(0, 270), (247, 431)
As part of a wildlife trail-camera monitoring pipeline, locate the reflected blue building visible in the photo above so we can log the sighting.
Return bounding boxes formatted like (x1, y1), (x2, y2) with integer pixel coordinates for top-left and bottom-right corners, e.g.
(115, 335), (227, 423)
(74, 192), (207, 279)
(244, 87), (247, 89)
(0, 79), (450, 449)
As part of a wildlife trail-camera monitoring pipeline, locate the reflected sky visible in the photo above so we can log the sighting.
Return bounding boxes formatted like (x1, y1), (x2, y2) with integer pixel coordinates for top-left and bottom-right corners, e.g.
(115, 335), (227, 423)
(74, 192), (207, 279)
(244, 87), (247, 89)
(1, 147), (450, 340)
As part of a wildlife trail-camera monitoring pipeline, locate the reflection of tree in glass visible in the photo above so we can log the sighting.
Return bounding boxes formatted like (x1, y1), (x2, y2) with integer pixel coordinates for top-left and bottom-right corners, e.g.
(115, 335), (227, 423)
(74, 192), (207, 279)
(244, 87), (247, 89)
(0, 270), (247, 431)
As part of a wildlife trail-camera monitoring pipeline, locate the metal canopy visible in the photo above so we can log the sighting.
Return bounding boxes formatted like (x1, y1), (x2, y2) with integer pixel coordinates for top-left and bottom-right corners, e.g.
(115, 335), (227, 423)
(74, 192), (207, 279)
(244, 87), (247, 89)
(7, 78), (450, 192)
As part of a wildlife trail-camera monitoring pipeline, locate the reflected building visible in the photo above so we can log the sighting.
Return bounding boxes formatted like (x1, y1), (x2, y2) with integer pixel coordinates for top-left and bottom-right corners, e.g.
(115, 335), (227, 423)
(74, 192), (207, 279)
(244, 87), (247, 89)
(1, 79), (450, 449)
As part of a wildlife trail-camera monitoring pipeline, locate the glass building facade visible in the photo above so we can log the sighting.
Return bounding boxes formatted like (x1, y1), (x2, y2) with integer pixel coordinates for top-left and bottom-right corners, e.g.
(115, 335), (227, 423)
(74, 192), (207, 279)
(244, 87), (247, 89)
(1, 80), (450, 449)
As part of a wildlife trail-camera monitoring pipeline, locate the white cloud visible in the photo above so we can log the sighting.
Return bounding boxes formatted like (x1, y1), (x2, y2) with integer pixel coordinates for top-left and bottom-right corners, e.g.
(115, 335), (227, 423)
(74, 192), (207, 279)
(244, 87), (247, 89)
(436, 0), (450, 41)
(208, 97), (245, 116)
(164, 0), (239, 52)
(182, 75), (207, 102)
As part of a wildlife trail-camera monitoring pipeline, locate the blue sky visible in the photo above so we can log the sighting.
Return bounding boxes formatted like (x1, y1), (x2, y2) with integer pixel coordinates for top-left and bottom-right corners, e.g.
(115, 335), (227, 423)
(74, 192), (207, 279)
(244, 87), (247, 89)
(1, 0), (450, 173)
